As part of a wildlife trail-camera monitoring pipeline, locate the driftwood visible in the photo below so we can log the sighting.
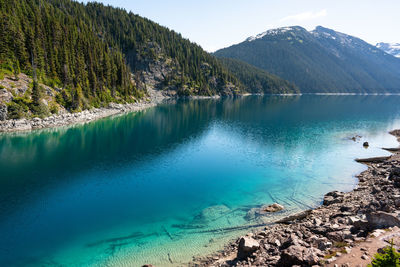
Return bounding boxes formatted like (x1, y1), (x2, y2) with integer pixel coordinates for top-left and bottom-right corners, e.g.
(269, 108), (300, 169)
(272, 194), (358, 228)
(355, 156), (390, 163)
(383, 147), (400, 152)
(275, 209), (312, 224)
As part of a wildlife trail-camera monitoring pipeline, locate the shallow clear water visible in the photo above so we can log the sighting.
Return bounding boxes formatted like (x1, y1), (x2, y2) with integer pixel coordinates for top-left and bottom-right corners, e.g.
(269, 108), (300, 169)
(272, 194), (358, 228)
(1, 95), (400, 267)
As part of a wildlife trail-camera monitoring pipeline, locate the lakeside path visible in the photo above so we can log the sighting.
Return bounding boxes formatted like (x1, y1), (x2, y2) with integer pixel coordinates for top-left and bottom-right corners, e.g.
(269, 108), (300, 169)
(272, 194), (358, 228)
(191, 130), (400, 267)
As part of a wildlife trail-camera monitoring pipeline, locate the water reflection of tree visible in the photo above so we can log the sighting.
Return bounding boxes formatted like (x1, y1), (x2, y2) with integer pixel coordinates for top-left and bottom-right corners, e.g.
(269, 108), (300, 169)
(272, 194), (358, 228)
(1, 95), (400, 214)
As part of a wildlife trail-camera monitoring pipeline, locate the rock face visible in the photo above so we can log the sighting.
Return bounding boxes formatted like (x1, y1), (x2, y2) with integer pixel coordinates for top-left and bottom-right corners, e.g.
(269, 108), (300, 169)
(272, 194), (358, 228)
(0, 88), (12, 103)
(237, 236), (260, 259)
(0, 102), (7, 121)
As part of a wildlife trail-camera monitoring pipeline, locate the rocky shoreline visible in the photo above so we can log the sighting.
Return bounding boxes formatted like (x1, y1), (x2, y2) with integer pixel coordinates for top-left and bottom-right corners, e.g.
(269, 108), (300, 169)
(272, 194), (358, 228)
(0, 101), (158, 133)
(0, 87), (226, 133)
(191, 130), (400, 267)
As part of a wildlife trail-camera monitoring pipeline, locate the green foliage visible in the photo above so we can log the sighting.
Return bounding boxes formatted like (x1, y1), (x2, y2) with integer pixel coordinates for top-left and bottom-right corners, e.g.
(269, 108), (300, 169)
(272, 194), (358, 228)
(368, 240), (400, 267)
(30, 80), (49, 117)
(0, 0), (138, 110)
(49, 102), (59, 114)
(0, 0), (245, 115)
(79, 1), (241, 96)
(7, 97), (31, 119)
(31, 81), (41, 106)
(218, 57), (299, 94)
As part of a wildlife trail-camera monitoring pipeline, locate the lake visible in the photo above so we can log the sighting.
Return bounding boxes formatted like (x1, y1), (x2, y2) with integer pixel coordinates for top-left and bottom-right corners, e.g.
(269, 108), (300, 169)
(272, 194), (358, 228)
(1, 95), (400, 266)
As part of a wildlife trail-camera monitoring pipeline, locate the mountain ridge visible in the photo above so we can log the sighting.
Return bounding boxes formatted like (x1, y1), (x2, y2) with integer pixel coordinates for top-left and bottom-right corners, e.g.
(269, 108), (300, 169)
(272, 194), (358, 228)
(214, 26), (400, 93)
(376, 42), (400, 58)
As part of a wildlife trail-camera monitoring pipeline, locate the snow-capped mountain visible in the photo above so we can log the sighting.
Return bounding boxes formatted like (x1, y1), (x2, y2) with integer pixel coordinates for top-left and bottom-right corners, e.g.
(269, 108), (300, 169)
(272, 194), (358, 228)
(214, 26), (400, 93)
(376, 43), (400, 58)
(246, 27), (297, 42)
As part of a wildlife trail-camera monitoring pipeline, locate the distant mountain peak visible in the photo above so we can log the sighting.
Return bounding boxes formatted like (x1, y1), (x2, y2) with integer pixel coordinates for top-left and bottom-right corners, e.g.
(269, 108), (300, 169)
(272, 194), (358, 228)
(246, 26), (305, 42)
(215, 25), (400, 94)
(376, 42), (400, 58)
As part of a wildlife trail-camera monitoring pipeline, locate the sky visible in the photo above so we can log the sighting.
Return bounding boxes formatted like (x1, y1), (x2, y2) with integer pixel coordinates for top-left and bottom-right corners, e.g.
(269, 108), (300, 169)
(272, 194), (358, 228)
(80, 0), (400, 52)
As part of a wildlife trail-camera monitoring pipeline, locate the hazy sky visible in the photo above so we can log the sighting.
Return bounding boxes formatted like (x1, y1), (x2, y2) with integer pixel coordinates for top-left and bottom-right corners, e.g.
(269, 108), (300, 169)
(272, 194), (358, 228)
(80, 0), (400, 52)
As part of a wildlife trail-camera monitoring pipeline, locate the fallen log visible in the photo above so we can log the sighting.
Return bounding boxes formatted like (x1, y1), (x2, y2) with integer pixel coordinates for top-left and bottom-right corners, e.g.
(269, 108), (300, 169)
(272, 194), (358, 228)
(382, 147), (400, 152)
(355, 156), (390, 163)
(275, 209), (312, 224)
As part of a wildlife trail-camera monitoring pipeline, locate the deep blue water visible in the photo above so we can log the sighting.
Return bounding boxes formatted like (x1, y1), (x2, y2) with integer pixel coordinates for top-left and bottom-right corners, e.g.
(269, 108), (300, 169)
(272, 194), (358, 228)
(1, 95), (400, 266)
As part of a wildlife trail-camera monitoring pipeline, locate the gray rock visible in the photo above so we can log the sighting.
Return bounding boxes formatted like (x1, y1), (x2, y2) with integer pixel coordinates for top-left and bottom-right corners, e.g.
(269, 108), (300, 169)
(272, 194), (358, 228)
(323, 191), (344, 206)
(366, 211), (400, 229)
(0, 88), (12, 103)
(237, 236), (260, 259)
(279, 245), (320, 266)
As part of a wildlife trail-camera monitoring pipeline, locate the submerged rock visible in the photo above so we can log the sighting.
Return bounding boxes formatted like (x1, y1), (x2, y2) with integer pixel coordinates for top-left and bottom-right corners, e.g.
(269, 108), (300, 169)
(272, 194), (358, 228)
(237, 236), (260, 259)
(263, 203), (285, 213)
(194, 205), (231, 224)
(246, 203), (284, 220)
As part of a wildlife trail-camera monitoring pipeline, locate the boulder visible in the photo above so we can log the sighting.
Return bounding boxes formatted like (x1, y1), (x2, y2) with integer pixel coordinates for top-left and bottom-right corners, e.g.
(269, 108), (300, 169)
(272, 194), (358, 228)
(323, 196), (342, 206)
(389, 168), (400, 180)
(366, 211), (400, 229)
(323, 191), (344, 206)
(237, 236), (260, 259)
(279, 245), (321, 266)
(348, 216), (369, 232)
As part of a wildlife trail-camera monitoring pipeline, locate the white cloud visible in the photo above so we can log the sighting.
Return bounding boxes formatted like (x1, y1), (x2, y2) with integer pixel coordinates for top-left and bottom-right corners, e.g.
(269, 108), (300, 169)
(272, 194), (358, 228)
(280, 9), (327, 22)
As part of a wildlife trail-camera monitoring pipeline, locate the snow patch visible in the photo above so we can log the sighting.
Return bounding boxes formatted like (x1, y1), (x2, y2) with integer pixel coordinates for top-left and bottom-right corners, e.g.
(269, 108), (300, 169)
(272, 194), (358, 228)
(376, 43), (400, 58)
(246, 27), (294, 42)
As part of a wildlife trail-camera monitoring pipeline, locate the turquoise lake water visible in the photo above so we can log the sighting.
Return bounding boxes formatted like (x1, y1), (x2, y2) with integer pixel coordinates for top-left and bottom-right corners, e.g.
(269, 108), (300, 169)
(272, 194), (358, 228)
(1, 95), (400, 266)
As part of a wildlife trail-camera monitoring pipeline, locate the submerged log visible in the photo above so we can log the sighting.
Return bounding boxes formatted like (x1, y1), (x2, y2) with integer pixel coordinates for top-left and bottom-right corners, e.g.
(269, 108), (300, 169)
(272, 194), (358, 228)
(192, 222), (273, 235)
(355, 156), (390, 163)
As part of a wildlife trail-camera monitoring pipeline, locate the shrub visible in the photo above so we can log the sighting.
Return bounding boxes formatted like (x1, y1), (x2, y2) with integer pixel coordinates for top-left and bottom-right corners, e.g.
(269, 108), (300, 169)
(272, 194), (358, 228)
(7, 101), (27, 119)
(49, 102), (59, 114)
(369, 240), (400, 267)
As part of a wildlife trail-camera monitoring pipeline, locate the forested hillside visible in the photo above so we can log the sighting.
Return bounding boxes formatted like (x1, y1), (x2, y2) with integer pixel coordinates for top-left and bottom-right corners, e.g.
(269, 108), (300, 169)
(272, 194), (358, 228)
(215, 26), (400, 93)
(0, 0), (243, 119)
(218, 57), (299, 94)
